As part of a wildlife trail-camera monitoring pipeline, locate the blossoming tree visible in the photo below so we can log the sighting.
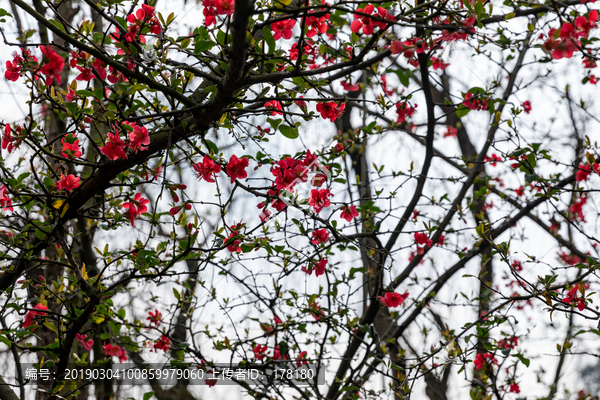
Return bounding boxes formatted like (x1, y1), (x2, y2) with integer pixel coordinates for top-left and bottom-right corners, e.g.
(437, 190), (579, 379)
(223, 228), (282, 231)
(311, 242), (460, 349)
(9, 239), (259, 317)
(0, 0), (599, 399)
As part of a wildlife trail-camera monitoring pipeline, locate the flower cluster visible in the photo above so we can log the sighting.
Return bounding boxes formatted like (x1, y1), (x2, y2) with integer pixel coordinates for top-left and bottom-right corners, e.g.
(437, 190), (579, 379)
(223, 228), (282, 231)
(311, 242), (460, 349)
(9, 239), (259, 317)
(3, 124), (23, 154)
(350, 5), (395, 35)
(154, 335), (171, 352)
(563, 283), (587, 311)
(122, 193), (150, 227)
(302, 258), (328, 276)
(61, 133), (82, 158)
(23, 303), (48, 329)
(462, 92), (489, 110)
(226, 223), (244, 253)
(473, 352), (498, 370)
(396, 101), (417, 124)
(103, 342), (128, 362)
(203, 0), (234, 26)
(76, 333), (94, 351)
(39, 45), (65, 85)
(542, 11), (598, 60)
(147, 309), (162, 327)
(125, 4), (161, 42)
(0, 185), (13, 212)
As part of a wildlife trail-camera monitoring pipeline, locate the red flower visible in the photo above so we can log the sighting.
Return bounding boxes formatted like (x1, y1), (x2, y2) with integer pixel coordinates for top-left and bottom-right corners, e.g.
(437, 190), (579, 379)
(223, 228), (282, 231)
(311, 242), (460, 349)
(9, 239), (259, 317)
(462, 92), (488, 110)
(563, 284), (586, 311)
(340, 205), (358, 222)
(226, 155), (249, 183)
(431, 57), (449, 70)
(575, 164), (591, 182)
(511, 260), (523, 272)
(253, 344), (268, 360)
(0, 185), (13, 212)
(203, 0), (217, 26)
(341, 80), (360, 91)
(205, 378), (217, 387)
(5, 55), (21, 82)
(314, 258), (327, 276)
(306, 15), (328, 38)
(568, 196), (587, 222)
(154, 335), (171, 352)
(92, 58), (107, 80)
(265, 100), (283, 116)
(583, 58), (597, 68)
(214, 0), (235, 15)
(296, 351), (308, 367)
(514, 186), (524, 196)
(351, 5), (393, 35)
(498, 336), (518, 349)
(559, 251), (582, 266)
(435, 235), (445, 247)
(125, 5), (161, 41)
(396, 102), (417, 123)
(443, 126), (458, 138)
(122, 193), (149, 227)
(61, 133), (82, 158)
(414, 232), (432, 247)
(76, 67), (94, 81)
(23, 303), (48, 329)
(54, 174), (81, 192)
(302, 258), (327, 276)
(316, 102), (345, 122)
(193, 156), (222, 183)
(103, 343), (128, 362)
(76, 333), (94, 351)
(226, 227), (243, 253)
(147, 309), (162, 327)
(272, 19), (296, 41)
(39, 45), (65, 85)
(311, 229), (329, 245)
(295, 97), (307, 109)
(378, 291), (409, 308)
(308, 188), (332, 213)
(124, 122), (150, 153)
(2, 124), (19, 154)
(100, 132), (128, 160)
(522, 100), (532, 114)
(509, 383), (520, 393)
(473, 352), (498, 370)
(484, 154), (502, 167)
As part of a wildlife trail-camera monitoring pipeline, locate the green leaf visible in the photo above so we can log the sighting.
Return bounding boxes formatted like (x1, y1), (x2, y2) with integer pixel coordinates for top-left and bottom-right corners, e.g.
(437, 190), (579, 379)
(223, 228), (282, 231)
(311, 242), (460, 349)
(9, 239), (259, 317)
(173, 288), (180, 300)
(143, 391), (155, 400)
(49, 19), (65, 32)
(279, 124), (298, 139)
(194, 40), (215, 53)
(262, 27), (276, 54)
(203, 139), (219, 154)
(455, 104), (470, 118)
(0, 9), (13, 19)
(43, 322), (57, 332)
(75, 90), (94, 97)
(0, 336), (11, 346)
(240, 244), (254, 253)
(35, 229), (46, 240)
(512, 353), (530, 367)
